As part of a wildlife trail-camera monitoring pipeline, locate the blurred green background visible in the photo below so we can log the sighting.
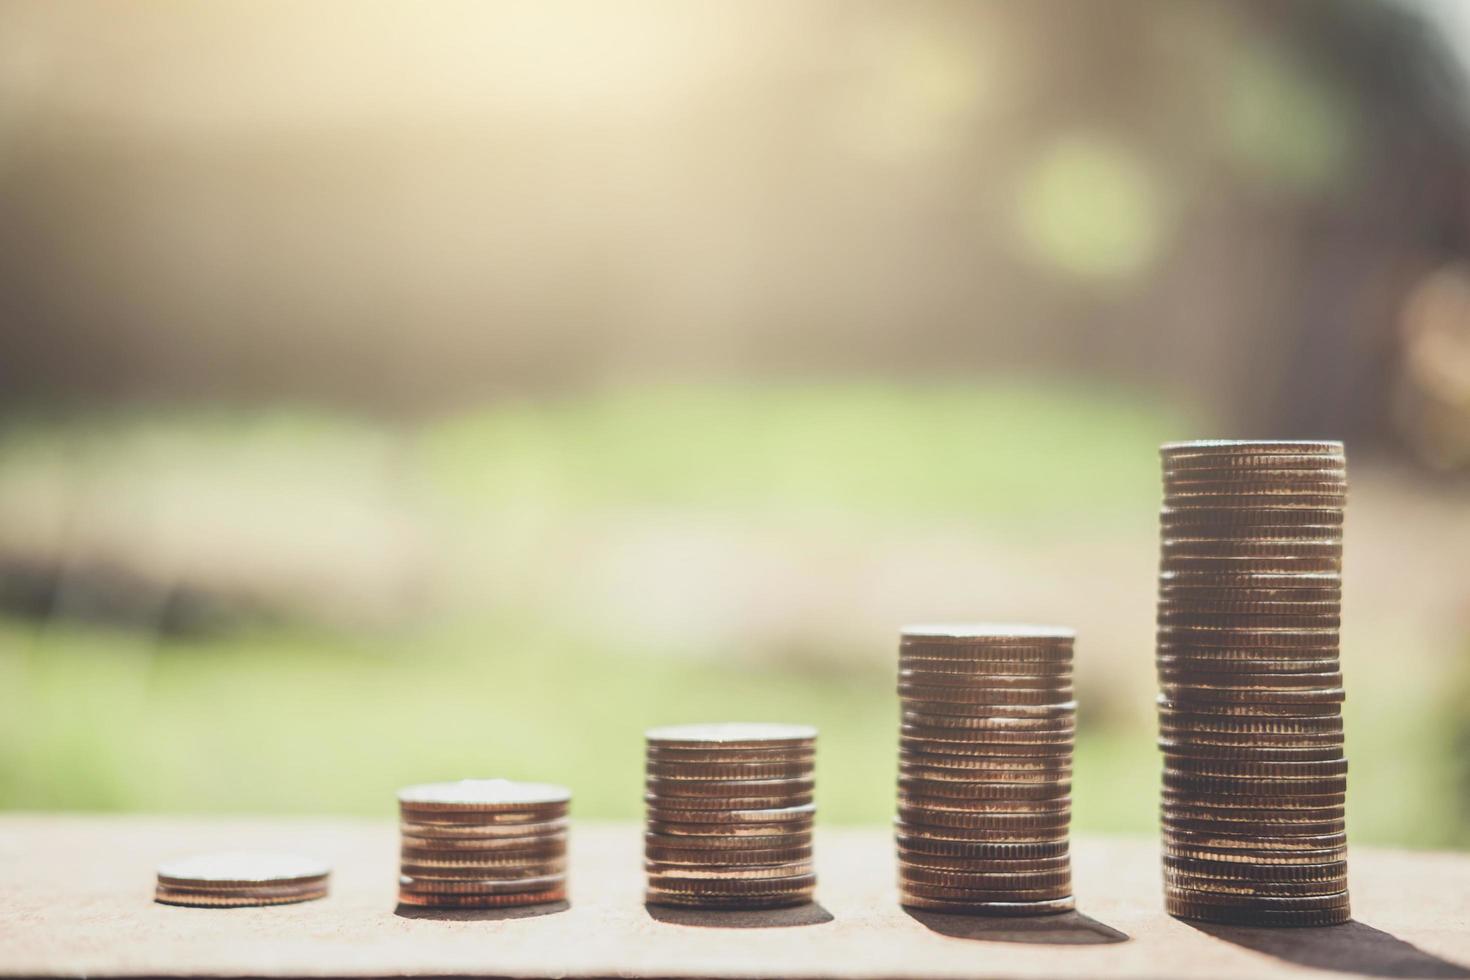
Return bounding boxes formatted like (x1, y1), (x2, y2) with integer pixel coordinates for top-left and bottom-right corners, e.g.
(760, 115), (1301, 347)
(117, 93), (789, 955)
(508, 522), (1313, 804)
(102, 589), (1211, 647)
(1, 0), (1469, 848)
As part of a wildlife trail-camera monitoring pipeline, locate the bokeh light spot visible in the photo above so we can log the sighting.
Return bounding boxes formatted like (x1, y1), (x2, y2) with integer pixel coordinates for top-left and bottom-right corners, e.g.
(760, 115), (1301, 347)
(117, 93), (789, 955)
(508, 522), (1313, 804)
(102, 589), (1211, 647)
(1226, 44), (1356, 192)
(1016, 134), (1163, 281)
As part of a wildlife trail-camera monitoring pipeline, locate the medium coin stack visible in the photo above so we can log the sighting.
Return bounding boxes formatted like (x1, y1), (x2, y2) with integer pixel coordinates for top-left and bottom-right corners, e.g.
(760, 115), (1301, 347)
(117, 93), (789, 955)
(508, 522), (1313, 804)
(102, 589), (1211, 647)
(896, 624), (1076, 916)
(1156, 439), (1350, 927)
(643, 723), (817, 909)
(154, 852), (330, 907)
(397, 779), (570, 909)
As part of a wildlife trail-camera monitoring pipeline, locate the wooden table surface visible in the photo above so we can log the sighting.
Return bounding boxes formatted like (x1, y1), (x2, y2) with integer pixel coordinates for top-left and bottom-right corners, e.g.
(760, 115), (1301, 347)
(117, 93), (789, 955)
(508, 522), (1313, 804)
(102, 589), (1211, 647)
(2, 815), (1467, 979)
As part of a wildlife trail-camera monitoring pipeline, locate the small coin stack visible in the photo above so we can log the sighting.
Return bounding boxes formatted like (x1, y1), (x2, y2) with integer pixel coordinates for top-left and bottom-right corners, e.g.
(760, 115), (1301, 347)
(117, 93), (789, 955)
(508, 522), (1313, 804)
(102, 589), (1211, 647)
(1156, 439), (1350, 927)
(643, 723), (817, 909)
(896, 625), (1076, 916)
(397, 779), (570, 909)
(154, 852), (330, 907)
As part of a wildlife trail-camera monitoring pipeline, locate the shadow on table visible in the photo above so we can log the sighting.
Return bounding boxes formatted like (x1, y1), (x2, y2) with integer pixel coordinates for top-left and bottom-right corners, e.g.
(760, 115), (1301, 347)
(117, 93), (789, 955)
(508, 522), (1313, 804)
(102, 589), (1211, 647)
(646, 901), (835, 929)
(904, 908), (1129, 946)
(1187, 919), (1470, 978)
(394, 899), (570, 921)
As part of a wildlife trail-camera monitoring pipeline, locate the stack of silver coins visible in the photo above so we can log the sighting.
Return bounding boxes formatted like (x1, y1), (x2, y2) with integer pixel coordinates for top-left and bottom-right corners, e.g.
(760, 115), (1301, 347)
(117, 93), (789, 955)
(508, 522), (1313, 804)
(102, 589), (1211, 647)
(1156, 440), (1350, 927)
(896, 625), (1075, 915)
(397, 779), (570, 909)
(643, 723), (817, 909)
(154, 852), (330, 907)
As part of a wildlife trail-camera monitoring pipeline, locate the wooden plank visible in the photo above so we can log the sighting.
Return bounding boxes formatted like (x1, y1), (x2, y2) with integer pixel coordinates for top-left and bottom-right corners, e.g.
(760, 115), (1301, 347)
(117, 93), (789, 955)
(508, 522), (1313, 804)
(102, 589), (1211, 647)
(1, 815), (1467, 979)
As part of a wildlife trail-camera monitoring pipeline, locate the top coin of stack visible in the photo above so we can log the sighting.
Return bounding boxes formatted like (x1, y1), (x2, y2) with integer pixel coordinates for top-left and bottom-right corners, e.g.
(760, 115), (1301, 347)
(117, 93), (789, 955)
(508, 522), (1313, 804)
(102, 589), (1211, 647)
(1156, 440), (1350, 927)
(397, 779), (570, 909)
(643, 723), (817, 909)
(896, 624), (1076, 916)
(154, 852), (330, 907)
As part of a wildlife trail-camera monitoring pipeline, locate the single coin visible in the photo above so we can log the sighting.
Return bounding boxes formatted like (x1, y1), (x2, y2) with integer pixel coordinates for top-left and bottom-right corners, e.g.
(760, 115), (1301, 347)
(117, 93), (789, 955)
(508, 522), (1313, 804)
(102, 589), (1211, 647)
(645, 802), (816, 824)
(399, 818), (569, 840)
(644, 792), (814, 811)
(899, 684), (1075, 706)
(1162, 817), (1346, 838)
(399, 860), (566, 879)
(1166, 901), (1352, 926)
(1157, 668), (1345, 688)
(897, 849), (1071, 873)
(1161, 807), (1346, 829)
(900, 749), (1071, 770)
(901, 623), (1074, 642)
(1156, 710), (1342, 734)
(155, 851), (329, 889)
(899, 765), (1069, 786)
(646, 819), (813, 837)
(155, 885), (328, 907)
(903, 706), (1077, 727)
(1163, 829), (1347, 851)
(1158, 588), (1342, 606)
(900, 865), (1072, 889)
(899, 892), (1076, 915)
(1157, 574), (1342, 594)
(895, 813), (1071, 837)
(899, 669), (1074, 689)
(398, 873), (565, 896)
(900, 880), (1073, 902)
(893, 834), (1070, 859)
(644, 888), (813, 909)
(1164, 874), (1347, 898)
(396, 888), (565, 908)
(1157, 740), (1344, 762)
(1158, 613), (1342, 632)
(1163, 855), (1347, 879)
(1162, 844), (1348, 866)
(1165, 886), (1350, 910)
(400, 842), (565, 862)
(899, 779), (1071, 803)
(898, 796), (1071, 820)
(645, 722), (816, 748)
(397, 779), (570, 811)
(900, 724), (1075, 746)
(1157, 698), (1342, 718)
(645, 761), (812, 781)
(900, 654), (1072, 675)
(1155, 656), (1343, 675)
(646, 861), (815, 880)
(1157, 539), (1341, 561)
(1164, 757), (1348, 778)
(644, 872), (817, 895)
(645, 776), (814, 798)
(1158, 685), (1346, 705)
(900, 737), (1074, 759)
(644, 831), (807, 851)
(645, 844), (813, 865)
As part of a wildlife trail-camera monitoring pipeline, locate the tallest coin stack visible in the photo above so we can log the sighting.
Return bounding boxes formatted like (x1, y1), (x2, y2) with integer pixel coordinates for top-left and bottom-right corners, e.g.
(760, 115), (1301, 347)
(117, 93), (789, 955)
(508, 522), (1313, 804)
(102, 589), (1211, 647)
(1155, 440), (1350, 927)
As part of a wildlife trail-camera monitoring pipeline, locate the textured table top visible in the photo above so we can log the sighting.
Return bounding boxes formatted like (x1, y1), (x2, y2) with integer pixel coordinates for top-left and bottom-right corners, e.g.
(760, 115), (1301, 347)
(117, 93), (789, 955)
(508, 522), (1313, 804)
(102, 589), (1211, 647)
(1, 815), (1468, 979)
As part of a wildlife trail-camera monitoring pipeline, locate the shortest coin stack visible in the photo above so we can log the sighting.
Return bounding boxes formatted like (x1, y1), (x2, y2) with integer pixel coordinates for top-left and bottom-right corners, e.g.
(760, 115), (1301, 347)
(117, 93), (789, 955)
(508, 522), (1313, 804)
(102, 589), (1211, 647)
(644, 722), (817, 909)
(155, 852), (330, 907)
(397, 778), (570, 909)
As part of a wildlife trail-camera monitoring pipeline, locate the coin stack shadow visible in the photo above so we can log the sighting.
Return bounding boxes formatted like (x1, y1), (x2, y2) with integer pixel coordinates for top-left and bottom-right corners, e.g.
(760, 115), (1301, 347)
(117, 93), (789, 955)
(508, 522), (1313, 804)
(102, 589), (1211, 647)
(1156, 440), (1350, 927)
(396, 779), (570, 909)
(896, 625), (1076, 915)
(643, 723), (818, 909)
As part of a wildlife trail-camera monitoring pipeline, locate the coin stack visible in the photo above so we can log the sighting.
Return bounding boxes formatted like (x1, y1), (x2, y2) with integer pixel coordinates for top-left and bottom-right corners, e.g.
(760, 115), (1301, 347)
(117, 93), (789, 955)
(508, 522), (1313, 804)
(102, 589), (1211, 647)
(154, 852), (330, 907)
(397, 779), (570, 909)
(896, 625), (1076, 916)
(643, 723), (817, 909)
(1156, 440), (1350, 927)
